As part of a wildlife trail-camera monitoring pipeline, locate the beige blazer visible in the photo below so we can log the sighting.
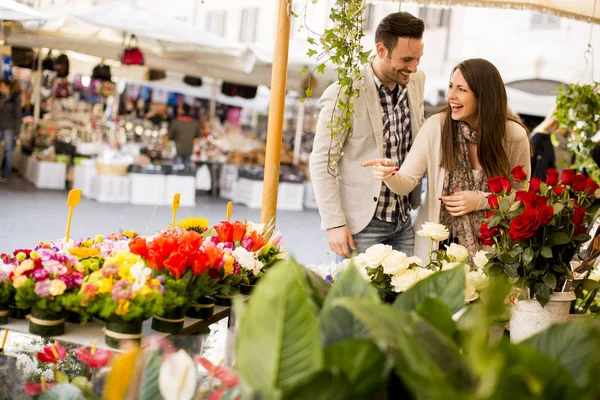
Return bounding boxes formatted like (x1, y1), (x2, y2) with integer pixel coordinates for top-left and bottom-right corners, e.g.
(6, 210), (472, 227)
(310, 64), (426, 235)
(384, 113), (531, 262)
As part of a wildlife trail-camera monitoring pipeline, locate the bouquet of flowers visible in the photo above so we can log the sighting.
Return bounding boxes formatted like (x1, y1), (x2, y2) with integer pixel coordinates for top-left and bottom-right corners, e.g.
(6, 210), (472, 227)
(481, 167), (598, 306)
(355, 222), (488, 303)
(0, 253), (15, 323)
(79, 250), (163, 348)
(12, 249), (85, 336)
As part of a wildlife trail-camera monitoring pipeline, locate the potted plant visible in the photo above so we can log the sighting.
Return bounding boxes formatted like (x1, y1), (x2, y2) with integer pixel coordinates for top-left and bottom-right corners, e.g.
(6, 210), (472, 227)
(481, 166), (598, 341)
(79, 250), (163, 348)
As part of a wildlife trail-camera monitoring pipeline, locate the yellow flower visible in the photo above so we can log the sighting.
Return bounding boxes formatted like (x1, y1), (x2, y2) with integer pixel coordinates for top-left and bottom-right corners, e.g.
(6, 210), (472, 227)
(222, 255), (234, 277)
(150, 279), (161, 287)
(49, 279), (67, 296)
(69, 247), (100, 259)
(134, 285), (152, 298)
(115, 299), (130, 316)
(122, 230), (137, 239)
(95, 235), (104, 243)
(177, 217), (209, 233)
(15, 252), (27, 262)
(15, 260), (35, 277)
(80, 240), (94, 248)
(97, 278), (114, 294)
(75, 262), (86, 274)
(106, 251), (141, 280)
(13, 275), (28, 289)
(30, 251), (39, 260)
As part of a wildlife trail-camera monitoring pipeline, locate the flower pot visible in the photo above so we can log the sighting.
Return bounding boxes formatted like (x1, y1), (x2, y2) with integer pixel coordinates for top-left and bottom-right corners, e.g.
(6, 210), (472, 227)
(510, 292), (575, 343)
(9, 296), (28, 320)
(152, 307), (185, 334)
(65, 310), (82, 324)
(569, 313), (594, 320)
(240, 284), (255, 296)
(104, 316), (143, 349)
(186, 296), (215, 319)
(214, 294), (233, 307)
(28, 307), (65, 337)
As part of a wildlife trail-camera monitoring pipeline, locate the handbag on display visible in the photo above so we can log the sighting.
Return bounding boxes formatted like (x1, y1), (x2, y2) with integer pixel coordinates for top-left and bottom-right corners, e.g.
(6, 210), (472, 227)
(221, 82), (258, 99)
(54, 53), (70, 78)
(183, 75), (203, 86)
(11, 47), (35, 69)
(121, 35), (145, 66)
(147, 69), (166, 81)
(100, 81), (116, 97)
(92, 63), (112, 81)
(54, 80), (70, 99)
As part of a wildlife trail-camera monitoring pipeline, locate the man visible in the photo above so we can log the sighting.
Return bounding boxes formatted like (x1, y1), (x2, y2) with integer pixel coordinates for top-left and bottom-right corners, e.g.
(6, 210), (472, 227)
(310, 12), (426, 258)
(168, 103), (200, 169)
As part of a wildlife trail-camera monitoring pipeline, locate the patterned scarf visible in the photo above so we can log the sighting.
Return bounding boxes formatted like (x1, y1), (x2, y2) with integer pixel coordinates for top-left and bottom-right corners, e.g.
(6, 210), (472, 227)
(439, 122), (488, 260)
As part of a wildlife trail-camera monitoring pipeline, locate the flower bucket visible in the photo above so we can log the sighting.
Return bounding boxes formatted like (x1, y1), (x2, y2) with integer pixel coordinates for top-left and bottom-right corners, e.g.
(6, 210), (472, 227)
(510, 292), (575, 343)
(28, 307), (65, 337)
(0, 303), (8, 324)
(104, 316), (143, 349)
(65, 310), (82, 324)
(9, 296), (28, 320)
(240, 284), (255, 296)
(186, 296), (215, 319)
(214, 294), (233, 307)
(151, 307), (185, 334)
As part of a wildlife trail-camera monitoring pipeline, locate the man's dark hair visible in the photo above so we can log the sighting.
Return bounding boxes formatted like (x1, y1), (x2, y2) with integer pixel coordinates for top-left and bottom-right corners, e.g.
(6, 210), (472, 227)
(181, 103), (191, 117)
(375, 12), (425, 53)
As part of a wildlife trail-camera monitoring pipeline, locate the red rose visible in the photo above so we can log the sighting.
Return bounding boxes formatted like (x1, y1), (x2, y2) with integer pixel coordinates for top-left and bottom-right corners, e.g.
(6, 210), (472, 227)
(501, 177), (512, 193)
(571, 206), (586, 225)
(488, 195), (499, 209)
(515, 190), (528, 203)
(574, 225), (587, 236)
(232, 221), (247, 242)
(553, 186), (565, 196)
(488, 177), (504, 194)
(561, 169), (575, 185)
(529, 177), (542, 193)
(546, 169), (559, 186)
(508, 209), (541, 242)
(511, 165), (527, 181)
(486, 211), (496, 219)
(479, 237), (495, 246)
(538, 204), (554, 225)
(573, 174), (587, 192)
(585, 178), (599, 196)
(479, 221), (498, 246)
(214, 221), (234, 243)
(520, 190), (546, 210)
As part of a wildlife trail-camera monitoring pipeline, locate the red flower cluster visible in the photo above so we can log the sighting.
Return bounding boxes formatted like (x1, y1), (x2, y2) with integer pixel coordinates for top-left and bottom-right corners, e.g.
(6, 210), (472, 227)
(214, 221), (247, 243)
(37, 344), (67, 363)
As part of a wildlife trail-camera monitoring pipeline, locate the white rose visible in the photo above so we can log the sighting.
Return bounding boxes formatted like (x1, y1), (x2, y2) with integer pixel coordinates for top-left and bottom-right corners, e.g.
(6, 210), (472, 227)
(446, 243), (469, 262)
(465, 282), (479, 303)
(249, 222), (265, 235)
(364, 244), (394, 268)
(391, 269), (418, 292)
(588, 268), (600, 282)
(473, 250), (490, 269)
(381, 250), (410, 275)
(441, 261), (463, 271)
(414, 267), (434, 282)
(407, 256), (424, 267)
(417, 222), (450, 242)
(467, 269), (489, 291)
(353, 254), (371, 280)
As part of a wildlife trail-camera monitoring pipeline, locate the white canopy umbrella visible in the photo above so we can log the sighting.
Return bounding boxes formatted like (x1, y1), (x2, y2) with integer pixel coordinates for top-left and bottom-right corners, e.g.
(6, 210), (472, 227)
(0, 0), (40, 21)
(371, 0), (600, 24)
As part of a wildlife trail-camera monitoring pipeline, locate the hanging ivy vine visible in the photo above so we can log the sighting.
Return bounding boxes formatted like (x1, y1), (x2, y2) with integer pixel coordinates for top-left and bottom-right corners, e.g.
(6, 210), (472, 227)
(555, 83), (600, 182)
(293, 0), (370, 177)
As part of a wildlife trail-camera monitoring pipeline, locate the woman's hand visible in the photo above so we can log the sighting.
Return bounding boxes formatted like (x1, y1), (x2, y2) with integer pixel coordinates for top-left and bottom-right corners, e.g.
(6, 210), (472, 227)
(441, 190), (483, 216)
(361, 158), (399, 180)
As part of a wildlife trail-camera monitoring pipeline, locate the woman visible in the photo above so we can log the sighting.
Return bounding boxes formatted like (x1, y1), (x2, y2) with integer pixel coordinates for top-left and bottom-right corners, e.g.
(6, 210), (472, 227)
(362, 58), (531, 261)
(530, 109), (571, 179)
(0, 79), (22, 183)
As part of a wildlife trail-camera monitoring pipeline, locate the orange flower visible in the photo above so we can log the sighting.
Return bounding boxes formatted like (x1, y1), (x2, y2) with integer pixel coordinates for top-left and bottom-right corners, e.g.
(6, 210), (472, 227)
(191, 251), (209, 275)
(68, 247), (100, 259)
(249, 231), (265, 252)
(232, 221), (247, 242)
(128, 237), (148, 258)
(204, 244), (224, 268)
(164, 251), (187, 279)
(214, 222), (233, 243)
(180, 230), (203, 249)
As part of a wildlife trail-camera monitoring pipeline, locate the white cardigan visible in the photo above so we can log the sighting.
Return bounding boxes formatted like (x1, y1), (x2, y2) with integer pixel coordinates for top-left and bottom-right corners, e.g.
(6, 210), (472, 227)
(384, 113), (531, 262)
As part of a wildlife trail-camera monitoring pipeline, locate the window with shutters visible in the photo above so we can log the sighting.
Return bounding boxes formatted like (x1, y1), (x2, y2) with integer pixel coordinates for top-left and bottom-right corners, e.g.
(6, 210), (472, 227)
(239, 8), (258, 43)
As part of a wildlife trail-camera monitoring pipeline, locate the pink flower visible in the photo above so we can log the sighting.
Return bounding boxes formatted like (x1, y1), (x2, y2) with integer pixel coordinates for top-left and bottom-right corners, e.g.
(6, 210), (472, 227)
(101, 264), (119, 278)
(42, 260), (67, 277)
(74, 348), (112, 368)
(34, 279), (52, 298)
(24, 382), (55, 395)
(111, 280), (132, 302)
(241, 236), (255, 251)
(58, 274), (73, 289)
(32, 267), (49, 281)
(37, 344), (67, 363)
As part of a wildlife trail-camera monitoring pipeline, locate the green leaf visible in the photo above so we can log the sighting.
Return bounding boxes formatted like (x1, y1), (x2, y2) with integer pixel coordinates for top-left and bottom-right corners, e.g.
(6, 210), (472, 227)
(39, 384), (85, 400)
(500, 197), (511, 213)
(299, 68), (308, 76)
(525, 319), (600, 388)
(553, 203), (564, 215)
(488, 214), (501, 229)
(236, 260), (323, 392)
(320, 262), (379, 346)
(285, 371), (351, 400)
(139, 352), (163, 400)
(324, 339), (387, 397)
(540, 246), (553, 258)
(509, 201), (521, 212)
(305, 88), (313, 98)
(416, 298), (457, 338)
(306, 49), (318, 58)
(534, 283), (552, 306)
(393, 267), (466, 313)
(307, 37), (316, 45)
(542, 273), (557, 290)
(317, 63), (326, 75)
(549, 232), (571, 246)
(574, 233), (592, 242)
(522, 246), (535, 265)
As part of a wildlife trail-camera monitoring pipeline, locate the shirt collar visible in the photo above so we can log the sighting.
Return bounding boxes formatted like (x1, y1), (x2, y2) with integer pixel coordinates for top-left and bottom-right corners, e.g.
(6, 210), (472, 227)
(371, 64), (406, 94)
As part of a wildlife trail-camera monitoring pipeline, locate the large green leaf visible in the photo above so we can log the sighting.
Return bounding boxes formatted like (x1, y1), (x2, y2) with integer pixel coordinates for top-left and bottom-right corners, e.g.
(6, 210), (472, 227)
(524, 319), (600, 388)
(336, 298), (459, 399)
(284, 370), (352, 400)
(320, 263), (379, 346)
(236, 260), (323, 392)
(416, 298), (457, 339)
(38, 384), (86, 400)
(393, 267), (466, 313)
(324, 339), (387, 398)
(139, 352), (163, 400)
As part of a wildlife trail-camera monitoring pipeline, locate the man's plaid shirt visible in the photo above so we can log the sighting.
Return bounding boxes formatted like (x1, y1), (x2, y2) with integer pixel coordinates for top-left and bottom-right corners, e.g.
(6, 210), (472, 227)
(372, 71), (412, 223)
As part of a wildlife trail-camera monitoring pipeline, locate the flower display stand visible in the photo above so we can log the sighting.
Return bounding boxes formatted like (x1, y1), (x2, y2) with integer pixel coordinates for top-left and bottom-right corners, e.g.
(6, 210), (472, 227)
(91, 176), (130, 203)
(129, 173), (167, 206)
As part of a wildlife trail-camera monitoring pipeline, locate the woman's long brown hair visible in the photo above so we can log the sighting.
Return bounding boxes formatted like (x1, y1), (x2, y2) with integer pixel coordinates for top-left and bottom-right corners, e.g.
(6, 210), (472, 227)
(440, 58), (516, 178)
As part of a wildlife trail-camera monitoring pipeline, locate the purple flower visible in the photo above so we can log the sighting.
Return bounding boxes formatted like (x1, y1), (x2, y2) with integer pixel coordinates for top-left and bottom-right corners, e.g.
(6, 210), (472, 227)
(58, 275), (73, 289)
(111, 280), (132, 302)
(42, 260), (68, 277)
(326, 275), (333, 283)
(156, 275), (165, 284)
(159, 285), (165, 295)
(32, 267), (50, 282)
(241, 236), (255, 252)
(71, 272), (84, 288)
(34, 280), (52, 298)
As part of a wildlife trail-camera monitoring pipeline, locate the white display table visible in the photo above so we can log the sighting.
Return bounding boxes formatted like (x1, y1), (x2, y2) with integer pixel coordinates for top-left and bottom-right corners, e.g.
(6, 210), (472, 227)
(129, 173), (167, 206)
(234, 178), (305, 211)
(73, 163), (97, 198)
(27, 159), (67, 190)
(165, 175), (196, 207)
(91, 176), (130, 203)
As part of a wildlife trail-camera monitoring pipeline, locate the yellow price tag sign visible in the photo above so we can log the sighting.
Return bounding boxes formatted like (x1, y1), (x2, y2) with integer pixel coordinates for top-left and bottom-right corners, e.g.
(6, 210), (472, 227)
(226, 201), (232, 222)
(65, 189), (82, 242)
(171, 193), (181, 227)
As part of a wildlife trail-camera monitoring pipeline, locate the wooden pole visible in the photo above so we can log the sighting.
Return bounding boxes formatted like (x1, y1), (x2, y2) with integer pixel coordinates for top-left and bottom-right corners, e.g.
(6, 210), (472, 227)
(33, 48), (43, 126)
(260, 0), (291, 229)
